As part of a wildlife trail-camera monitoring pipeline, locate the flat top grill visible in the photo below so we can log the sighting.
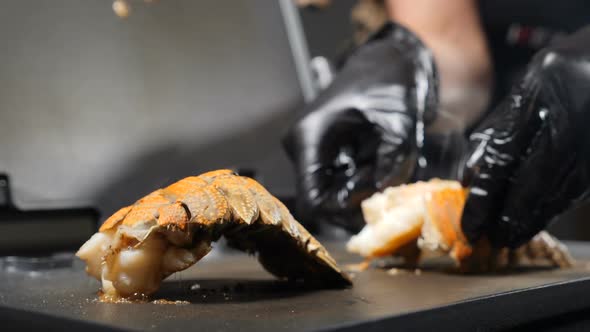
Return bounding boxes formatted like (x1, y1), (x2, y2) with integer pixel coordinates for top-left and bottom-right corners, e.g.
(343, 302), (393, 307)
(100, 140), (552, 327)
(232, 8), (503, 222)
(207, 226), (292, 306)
(2, 240), (590, 331)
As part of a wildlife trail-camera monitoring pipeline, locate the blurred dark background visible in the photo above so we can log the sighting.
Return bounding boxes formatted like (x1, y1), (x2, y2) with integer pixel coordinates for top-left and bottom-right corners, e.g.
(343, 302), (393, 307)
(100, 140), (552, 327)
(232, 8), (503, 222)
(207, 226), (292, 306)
(0, 0), (589, 255)
(0, 0), (301, 216)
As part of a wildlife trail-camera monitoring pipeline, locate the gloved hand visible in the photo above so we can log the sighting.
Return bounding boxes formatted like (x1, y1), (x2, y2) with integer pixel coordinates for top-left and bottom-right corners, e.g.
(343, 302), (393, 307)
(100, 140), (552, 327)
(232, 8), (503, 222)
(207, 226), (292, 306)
(460, 26), (590, 248)
(283, 22), (438, 232)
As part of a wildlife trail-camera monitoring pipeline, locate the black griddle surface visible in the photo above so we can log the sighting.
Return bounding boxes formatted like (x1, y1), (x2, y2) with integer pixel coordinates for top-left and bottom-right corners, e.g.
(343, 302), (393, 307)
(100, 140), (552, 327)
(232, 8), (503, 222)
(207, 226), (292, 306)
(2, 240), (590, 331)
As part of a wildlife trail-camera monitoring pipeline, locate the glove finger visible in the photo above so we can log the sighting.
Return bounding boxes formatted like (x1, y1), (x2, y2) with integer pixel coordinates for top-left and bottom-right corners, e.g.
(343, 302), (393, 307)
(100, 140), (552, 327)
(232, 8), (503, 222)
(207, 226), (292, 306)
(315, 162), (380, 232)
(285, 109), (377, 207)
(370, 111), (417, 188)
(460, 95), (533, 244)
(488, 117), (553, 247)
(492, 90), (590, 248)
(309, 121), (382, 212)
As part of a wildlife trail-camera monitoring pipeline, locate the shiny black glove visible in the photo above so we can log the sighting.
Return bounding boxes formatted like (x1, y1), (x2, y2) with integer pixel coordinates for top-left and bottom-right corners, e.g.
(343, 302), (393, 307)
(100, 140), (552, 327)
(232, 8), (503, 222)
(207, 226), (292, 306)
(460, 26), (590, 248)
(283, 23), (438, 232)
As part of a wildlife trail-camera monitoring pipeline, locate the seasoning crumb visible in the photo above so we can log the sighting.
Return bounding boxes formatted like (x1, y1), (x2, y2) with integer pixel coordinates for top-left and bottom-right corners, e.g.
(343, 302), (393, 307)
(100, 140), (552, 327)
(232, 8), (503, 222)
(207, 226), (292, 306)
(414, 269), (422, 276)
(152, 299), (190, 305)
(112, 0), (130, 18)
(345, 261), (370, 272)
(387, 268), (407, 276)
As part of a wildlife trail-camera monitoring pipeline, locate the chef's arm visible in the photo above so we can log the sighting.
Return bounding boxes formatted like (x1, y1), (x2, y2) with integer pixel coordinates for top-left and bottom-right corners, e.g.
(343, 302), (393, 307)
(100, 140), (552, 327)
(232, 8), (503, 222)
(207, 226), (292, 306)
(386, 0), (493, 130)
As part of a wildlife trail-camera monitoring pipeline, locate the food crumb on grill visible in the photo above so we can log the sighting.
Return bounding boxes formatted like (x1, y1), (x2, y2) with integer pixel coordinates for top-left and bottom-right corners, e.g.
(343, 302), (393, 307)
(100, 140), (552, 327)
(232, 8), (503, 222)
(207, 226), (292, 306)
(387, 268), (404, 276)
(152, 299), (189, 305)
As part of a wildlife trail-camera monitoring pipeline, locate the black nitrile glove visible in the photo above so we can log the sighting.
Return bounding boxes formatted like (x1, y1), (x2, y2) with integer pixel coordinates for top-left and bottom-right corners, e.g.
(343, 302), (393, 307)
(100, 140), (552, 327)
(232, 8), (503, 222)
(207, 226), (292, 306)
(461, 26), (590, 248)
(283, 22), (438, 232)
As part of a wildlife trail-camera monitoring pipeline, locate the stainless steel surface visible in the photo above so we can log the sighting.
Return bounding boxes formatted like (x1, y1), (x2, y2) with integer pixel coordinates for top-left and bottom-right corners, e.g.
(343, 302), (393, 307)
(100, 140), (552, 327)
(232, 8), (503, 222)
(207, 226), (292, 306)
(279, 0), (317, 102)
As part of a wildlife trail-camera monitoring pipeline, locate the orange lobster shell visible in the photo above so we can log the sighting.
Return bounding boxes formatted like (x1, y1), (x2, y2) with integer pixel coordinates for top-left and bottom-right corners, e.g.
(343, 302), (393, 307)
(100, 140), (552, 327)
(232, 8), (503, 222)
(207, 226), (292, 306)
(77, 170), (351, 299)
